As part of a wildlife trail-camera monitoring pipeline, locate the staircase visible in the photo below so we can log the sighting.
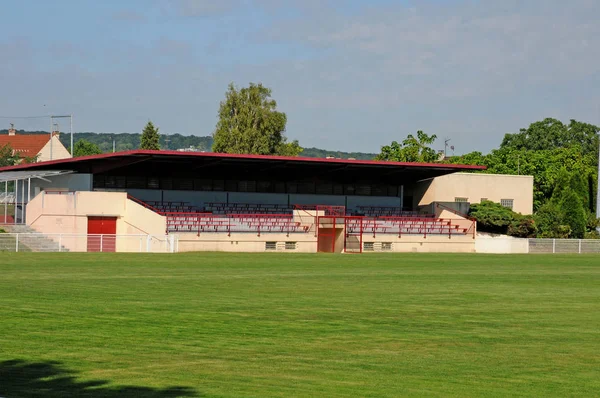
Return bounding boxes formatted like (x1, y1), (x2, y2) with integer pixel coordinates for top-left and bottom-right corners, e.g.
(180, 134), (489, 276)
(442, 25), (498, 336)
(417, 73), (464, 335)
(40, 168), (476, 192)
(0, 225), (70, 252)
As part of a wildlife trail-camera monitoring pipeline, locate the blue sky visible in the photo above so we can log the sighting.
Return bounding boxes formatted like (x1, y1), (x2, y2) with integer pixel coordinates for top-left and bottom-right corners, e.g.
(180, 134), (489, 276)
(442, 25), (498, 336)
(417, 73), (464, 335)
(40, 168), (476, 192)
(1, 0), (599, 154)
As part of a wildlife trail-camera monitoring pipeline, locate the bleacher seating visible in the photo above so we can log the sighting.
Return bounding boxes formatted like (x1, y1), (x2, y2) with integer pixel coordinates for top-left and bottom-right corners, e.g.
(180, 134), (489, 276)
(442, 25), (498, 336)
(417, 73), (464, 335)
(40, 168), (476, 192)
(204, 202), (294, 215)
(346, 217), (468, 236)
(353, 206), (431, 218)
(166, 214), (309, 234)
(0, 193), (16, 204)
(144, 201), (204, 213)
(130, 196), (465, 237)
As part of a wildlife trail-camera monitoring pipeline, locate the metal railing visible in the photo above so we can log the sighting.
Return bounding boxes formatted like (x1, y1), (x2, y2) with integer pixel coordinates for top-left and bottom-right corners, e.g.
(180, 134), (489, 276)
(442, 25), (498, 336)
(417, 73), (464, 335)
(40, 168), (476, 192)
(0, 233), (177, 253)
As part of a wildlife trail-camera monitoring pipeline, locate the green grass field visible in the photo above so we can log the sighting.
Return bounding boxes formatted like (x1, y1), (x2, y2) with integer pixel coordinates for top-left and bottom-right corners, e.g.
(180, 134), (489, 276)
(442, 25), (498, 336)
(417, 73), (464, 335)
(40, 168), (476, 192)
(1, 253), (599, 397)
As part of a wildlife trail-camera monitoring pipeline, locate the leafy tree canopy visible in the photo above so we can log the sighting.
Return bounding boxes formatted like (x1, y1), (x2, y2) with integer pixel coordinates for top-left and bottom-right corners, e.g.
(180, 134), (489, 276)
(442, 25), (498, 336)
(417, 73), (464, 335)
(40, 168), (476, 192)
(501, 118), (599, 154)
(376, 130), (438, 162)
(212, 83), (302, 156)
(73, 139), (102, 157)
(140, 121), (160, 150)
(469, 200), (536, 238)
(0, 144), (20, 167)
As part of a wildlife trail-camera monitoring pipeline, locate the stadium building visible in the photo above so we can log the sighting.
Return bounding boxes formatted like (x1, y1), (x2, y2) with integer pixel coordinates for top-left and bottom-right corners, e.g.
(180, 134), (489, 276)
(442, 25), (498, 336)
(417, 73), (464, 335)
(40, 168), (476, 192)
(0, 150), (533, 253)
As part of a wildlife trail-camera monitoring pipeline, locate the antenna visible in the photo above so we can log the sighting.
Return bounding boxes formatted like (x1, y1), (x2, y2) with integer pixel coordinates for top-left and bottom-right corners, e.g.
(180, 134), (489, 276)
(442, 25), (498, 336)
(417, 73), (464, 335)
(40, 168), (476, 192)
(444, 138), (451, 158)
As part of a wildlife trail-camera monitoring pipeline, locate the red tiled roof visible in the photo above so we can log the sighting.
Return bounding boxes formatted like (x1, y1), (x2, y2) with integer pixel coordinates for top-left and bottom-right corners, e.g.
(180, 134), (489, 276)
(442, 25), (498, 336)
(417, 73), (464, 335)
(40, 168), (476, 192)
(0, 134), (54, 158)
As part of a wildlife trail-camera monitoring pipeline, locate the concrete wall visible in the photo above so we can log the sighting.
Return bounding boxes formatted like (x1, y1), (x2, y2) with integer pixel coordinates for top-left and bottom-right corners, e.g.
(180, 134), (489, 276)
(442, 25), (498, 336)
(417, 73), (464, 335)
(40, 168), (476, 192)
(30, 174), (93, 198)
(175, 232), (317, 253)
(26, 191), (167, 252)
(363, 234), (475, 253)
(475, 233), (529, 254)
(37, 135), (72, 162)
(417, 173), (534, 215)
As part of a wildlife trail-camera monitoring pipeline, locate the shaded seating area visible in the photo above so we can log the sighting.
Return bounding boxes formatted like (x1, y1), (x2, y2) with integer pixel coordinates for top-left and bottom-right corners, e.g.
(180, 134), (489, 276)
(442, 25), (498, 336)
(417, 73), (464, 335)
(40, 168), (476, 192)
(354, 206), (430, 218)
(204, 202), (295, 215)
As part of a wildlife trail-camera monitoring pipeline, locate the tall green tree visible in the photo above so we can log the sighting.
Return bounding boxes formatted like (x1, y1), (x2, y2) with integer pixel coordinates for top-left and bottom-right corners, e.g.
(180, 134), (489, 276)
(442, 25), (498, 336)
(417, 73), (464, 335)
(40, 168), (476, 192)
(140, 121), (160, 150)
(212, 83), (302, 156)
(73, 139), (102, 157)
(501, 118), (599, 154)
(377, 131), (438, 162)
(559, 190), (587, 239)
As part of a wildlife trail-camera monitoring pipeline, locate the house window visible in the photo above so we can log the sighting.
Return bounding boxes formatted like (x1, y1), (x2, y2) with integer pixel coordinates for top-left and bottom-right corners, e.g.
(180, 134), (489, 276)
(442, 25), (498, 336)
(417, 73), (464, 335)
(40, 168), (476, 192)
(381, 242), (392, 251)
(480, 198), (488, 202)
(500, 199), (514, 210)
(455, 197), (468, 203)
(265, 242), (277, 251)
(285, 242), (297, 250)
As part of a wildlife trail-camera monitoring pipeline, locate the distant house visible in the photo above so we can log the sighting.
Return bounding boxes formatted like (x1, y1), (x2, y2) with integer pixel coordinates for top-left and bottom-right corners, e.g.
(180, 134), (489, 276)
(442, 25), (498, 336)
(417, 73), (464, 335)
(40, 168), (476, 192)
(0, 125), (71, 163)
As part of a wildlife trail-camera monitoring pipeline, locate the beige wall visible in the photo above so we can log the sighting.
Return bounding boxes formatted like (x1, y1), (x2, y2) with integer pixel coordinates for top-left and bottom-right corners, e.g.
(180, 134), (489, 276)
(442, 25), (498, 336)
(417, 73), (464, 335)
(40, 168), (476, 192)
(37, 135), (72, 162)
(175, 232), (317, 253)
(26, 191), (167, 251)
(363, 234), (475, 253)
(417, 173), (534, 214)
(475, 233), (529, 254)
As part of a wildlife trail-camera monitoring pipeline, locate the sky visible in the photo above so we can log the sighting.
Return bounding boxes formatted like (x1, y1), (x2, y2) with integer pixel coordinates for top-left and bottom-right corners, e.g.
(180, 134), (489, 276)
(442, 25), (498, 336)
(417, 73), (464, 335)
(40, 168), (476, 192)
(1, 0), (599, 154)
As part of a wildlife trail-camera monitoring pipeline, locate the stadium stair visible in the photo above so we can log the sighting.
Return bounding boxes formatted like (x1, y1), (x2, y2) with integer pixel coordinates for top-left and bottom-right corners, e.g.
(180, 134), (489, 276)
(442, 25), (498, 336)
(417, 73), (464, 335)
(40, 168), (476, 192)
(1, 225), (70, 252)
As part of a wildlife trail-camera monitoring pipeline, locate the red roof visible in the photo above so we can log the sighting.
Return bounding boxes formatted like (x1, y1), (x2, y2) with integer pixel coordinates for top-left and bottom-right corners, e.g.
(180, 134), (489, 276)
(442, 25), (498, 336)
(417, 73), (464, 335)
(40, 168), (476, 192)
(0, 134), (54, 159)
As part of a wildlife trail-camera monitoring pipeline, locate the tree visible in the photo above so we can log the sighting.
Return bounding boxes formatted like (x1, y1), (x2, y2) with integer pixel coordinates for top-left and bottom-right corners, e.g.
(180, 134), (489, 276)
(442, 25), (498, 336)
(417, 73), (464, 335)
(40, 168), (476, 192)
(140, 121), (160, 150)
(377, 130), (438, 162)
(468, 200), (535, 236)
(501, 118), (599, 154)
(212, 83), (301, 156)
(0, 144), (20, 167)
(559, 190), (587, 239)
(73, 139), (102, 157)
(534, 201), (570, 238)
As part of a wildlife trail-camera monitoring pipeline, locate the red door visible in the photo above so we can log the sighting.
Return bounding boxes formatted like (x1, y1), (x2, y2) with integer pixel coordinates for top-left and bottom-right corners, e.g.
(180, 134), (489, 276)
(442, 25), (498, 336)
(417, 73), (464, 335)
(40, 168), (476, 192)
(87, 217), (117, 252)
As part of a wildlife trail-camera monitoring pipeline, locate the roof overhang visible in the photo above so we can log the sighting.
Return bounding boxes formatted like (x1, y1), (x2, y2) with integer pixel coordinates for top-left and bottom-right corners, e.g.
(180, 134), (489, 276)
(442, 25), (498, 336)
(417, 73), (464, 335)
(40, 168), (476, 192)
(0, 150), (486, 185)
(0, 170), (74, 183)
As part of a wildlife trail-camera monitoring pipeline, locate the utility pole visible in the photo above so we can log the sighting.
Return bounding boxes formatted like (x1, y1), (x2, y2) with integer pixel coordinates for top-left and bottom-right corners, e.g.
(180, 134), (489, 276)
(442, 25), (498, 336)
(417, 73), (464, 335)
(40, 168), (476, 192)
(49, 116), (53, 160)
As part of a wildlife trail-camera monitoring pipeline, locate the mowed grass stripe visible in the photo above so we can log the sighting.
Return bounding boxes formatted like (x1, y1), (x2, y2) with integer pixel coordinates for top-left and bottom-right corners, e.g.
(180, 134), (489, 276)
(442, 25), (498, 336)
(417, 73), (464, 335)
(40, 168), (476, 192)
(0, 253), (599, 397)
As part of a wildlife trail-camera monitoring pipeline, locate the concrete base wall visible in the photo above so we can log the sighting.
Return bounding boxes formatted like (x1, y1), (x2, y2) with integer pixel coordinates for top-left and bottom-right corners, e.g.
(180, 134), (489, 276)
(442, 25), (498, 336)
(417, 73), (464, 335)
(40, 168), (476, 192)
(363, 234), (475, 253)
(475, 233), (529, 254)
(175, 232), (317, 253)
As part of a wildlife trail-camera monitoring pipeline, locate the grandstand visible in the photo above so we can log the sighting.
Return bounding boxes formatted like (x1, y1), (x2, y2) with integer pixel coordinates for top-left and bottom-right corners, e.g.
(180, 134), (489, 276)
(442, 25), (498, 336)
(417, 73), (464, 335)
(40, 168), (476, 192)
(0, 149), (533, 253)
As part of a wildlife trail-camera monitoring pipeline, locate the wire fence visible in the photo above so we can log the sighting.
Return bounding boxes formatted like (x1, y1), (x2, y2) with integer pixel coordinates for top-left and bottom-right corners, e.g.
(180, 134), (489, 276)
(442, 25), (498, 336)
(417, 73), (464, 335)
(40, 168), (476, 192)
(1, 233), (599, 254)
(528, 239), (600, 254)
(0, 233), (176, 253)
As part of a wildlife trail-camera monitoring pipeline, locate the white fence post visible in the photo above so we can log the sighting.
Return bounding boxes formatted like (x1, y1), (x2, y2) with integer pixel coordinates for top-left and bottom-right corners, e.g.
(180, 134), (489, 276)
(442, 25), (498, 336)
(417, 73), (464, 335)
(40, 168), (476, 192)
(100, 234), (104, 253)
(15, 233), (19, 252)
(59, 234), (62, 252)
(578, 239), (582, 254)
(552, 239), (556, 254)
